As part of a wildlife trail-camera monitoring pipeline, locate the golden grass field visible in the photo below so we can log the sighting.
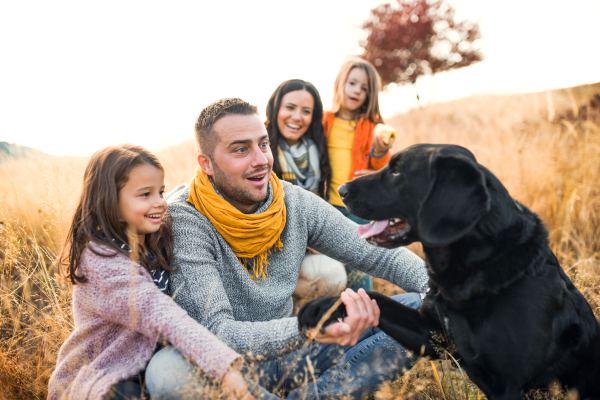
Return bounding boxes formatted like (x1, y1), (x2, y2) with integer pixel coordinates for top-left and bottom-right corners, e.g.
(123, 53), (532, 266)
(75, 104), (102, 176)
(1, 82), (599, 399)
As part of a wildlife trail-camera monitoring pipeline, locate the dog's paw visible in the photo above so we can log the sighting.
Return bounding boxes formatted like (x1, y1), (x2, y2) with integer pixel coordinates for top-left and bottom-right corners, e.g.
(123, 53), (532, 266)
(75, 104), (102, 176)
(297, 296), (347, 335)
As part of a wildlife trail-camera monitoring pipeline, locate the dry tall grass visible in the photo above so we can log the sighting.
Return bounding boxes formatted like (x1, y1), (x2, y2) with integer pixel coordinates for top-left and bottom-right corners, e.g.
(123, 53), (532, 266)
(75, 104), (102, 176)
(1, 82), (599, 399)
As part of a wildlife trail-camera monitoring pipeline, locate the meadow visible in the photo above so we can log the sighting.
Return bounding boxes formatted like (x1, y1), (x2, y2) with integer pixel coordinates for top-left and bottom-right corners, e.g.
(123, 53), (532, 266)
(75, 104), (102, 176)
(1, 82), (599, 399)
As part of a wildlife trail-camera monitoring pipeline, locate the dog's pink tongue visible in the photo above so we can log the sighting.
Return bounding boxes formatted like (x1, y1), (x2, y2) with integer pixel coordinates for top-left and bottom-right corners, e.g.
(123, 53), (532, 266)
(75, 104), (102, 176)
(358, 220), (389, 239)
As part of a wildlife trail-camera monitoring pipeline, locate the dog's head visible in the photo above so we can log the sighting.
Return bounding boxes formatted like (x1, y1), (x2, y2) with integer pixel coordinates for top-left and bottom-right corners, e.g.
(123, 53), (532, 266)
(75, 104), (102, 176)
(340, 144), (491, 248)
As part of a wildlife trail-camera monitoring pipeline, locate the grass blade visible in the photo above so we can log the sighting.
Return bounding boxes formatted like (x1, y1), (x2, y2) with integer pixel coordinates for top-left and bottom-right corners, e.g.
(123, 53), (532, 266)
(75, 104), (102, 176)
(430, 360), (447, 400)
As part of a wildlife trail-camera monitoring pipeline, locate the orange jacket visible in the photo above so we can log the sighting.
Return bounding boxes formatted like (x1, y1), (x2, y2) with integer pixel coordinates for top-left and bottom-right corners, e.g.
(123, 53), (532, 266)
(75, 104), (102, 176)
(323, 111), (391, 181)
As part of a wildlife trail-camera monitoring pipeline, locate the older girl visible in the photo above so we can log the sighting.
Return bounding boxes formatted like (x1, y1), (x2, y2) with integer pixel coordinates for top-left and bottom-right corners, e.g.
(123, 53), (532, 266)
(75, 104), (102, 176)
(325, 57), (395, 291)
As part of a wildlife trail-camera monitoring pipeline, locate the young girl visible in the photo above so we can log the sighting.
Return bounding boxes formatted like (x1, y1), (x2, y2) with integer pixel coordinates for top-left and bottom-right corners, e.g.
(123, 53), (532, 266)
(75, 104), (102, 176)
(325, 57), (395, 292)
(47, 144), (255, 400)
(265, 79), (346, 305)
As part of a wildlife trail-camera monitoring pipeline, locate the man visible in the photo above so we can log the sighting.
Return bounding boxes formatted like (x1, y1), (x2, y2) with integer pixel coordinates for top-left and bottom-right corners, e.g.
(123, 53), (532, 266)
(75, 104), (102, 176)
(146, 98), (428, 399)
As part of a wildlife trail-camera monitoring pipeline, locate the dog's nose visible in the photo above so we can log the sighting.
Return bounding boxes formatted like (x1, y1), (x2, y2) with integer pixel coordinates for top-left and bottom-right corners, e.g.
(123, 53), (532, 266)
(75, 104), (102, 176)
(338, 184), (348, 199)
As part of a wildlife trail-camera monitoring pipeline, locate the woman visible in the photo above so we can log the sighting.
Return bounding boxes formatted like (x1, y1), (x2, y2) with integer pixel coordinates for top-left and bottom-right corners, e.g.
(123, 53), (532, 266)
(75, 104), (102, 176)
(265, 79), (346, 305)
(265, 79), (331, 198)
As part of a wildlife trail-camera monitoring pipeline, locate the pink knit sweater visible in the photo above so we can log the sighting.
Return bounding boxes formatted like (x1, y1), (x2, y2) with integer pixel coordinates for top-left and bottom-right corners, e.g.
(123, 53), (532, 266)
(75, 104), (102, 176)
(47, 242), (241, 400)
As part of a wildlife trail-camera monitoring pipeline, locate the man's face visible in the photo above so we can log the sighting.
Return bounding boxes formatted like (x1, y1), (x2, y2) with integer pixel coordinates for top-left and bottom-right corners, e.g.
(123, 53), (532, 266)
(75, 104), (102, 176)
(198, 114), (273, 214)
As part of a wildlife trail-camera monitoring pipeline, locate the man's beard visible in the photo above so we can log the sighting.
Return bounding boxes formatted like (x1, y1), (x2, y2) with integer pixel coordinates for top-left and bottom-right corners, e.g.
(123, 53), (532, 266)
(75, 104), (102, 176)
(211, 162), (270, 206)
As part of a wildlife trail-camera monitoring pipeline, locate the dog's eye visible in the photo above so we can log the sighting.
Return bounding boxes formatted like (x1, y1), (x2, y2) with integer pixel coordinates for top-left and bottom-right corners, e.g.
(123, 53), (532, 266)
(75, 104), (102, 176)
(392, 171), (401, 177)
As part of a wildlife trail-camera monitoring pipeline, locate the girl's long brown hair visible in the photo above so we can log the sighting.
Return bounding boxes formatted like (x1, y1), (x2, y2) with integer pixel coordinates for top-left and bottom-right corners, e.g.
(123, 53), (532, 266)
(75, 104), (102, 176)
(61, 144), (174, 284)
(330, 57), (384, 124)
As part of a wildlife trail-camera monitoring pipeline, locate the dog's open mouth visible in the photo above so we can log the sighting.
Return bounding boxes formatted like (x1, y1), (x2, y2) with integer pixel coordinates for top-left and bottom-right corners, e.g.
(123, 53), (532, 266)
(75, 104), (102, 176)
(357, 218), (411, 245)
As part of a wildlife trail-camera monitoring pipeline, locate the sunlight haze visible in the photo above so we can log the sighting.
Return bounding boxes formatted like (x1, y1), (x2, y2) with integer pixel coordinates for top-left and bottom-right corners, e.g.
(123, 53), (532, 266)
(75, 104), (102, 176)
(1, 0), (599, 156)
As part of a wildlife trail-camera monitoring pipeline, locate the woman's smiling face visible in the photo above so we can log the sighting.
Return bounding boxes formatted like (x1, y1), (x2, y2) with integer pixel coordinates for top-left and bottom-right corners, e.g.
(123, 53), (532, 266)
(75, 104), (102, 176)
(276, 89), (314, 146)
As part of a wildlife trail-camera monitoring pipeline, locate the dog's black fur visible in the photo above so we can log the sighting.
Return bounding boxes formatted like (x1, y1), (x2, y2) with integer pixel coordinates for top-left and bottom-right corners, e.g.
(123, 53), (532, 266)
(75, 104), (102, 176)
(298, 144), (600, 399)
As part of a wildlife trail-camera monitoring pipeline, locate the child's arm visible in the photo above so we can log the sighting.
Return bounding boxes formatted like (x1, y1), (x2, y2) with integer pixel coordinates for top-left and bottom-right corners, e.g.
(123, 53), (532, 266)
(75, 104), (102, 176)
(370, 134), (393, 171)
(81, 245), (241, 382)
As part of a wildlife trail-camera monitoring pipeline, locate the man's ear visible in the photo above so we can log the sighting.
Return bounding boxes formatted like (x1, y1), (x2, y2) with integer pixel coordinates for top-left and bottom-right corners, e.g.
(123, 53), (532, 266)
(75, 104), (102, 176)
(197, 153), (214, 176)
(417, 154), (490, 247)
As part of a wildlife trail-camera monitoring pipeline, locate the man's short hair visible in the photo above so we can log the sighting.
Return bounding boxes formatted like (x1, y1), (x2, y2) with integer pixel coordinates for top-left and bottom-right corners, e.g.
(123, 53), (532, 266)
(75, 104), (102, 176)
(195, 98), (259, 159)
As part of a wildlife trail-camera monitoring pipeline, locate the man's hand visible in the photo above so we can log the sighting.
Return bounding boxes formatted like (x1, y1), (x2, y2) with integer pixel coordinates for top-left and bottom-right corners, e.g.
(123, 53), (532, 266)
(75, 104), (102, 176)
(312, 288), (380, 346)
(222, 365), (255, 400)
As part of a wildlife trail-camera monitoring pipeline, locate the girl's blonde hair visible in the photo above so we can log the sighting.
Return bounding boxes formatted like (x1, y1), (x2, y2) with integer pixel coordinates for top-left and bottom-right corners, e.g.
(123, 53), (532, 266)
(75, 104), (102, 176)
(330, 57), (384, 123)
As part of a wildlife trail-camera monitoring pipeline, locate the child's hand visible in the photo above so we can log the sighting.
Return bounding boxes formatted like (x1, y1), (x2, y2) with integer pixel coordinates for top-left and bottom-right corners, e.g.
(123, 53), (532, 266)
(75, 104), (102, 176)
(373, 124), (396, 146)
(373, 135), (394, 155)
(353, 169), (376, 179)
(222, 367), (256, 400)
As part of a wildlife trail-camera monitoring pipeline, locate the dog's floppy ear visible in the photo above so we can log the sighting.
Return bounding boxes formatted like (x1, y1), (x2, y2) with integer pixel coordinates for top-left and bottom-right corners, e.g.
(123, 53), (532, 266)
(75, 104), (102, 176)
(417, 154), (490, 246)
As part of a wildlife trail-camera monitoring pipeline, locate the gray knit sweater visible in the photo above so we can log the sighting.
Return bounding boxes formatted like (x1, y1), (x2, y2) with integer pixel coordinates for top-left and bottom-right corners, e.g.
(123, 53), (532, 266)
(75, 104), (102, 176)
(167, 181), (428, 360)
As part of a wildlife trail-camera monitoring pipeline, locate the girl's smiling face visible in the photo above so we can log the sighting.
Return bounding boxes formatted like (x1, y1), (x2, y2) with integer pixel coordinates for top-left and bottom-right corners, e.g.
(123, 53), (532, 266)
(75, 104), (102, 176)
(117, 163), (166, 244)
(276, 89), (315, 146)
(343, 67), (369, 114)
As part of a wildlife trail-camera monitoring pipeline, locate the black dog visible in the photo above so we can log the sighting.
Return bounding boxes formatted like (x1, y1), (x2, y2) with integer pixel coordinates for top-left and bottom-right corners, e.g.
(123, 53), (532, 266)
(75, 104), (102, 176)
(298, 144), (600, 399)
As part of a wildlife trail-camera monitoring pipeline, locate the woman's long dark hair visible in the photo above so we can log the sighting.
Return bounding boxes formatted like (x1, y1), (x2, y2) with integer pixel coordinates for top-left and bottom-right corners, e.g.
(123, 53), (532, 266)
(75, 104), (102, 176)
(61, 144), (174, 284)
(265, 79), (332, 200)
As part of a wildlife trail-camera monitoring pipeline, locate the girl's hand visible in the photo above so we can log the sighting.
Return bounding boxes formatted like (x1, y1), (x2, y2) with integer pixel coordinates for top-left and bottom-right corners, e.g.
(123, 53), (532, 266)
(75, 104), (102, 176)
(222, 367), (256, 400)
(353, 169), (375, 179)
(373, 136), (394, 155)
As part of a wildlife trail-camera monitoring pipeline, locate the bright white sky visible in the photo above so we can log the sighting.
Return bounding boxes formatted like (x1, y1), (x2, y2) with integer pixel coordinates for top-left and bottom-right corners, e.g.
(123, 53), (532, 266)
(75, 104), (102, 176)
(1, 0), (599, 156)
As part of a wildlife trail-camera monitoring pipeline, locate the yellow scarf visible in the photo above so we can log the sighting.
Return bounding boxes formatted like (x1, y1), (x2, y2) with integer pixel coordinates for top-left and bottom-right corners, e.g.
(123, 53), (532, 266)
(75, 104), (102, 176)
(187, 167), (286, 282)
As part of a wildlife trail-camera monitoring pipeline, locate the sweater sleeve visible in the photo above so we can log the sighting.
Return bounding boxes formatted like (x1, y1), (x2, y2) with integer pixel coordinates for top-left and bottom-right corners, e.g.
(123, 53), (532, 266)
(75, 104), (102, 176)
(168, 207), (307, 360)
(81, 245), (241, 381)
(301, 191), (429, 293)
(370, 149), (391, 171)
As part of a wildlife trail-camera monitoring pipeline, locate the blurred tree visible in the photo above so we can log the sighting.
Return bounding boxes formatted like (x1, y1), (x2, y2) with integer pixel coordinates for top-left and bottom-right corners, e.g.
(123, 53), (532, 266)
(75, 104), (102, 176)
(361, 0), (483, 102)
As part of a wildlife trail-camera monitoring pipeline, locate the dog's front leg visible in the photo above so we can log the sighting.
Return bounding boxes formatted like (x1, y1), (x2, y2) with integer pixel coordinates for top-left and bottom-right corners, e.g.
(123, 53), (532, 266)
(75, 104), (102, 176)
(297, 292), (447, 359)
(366, 291), (444, 359)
